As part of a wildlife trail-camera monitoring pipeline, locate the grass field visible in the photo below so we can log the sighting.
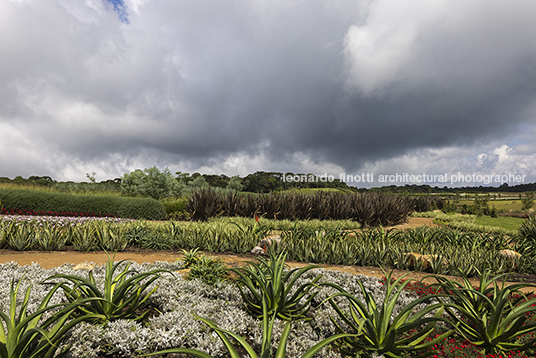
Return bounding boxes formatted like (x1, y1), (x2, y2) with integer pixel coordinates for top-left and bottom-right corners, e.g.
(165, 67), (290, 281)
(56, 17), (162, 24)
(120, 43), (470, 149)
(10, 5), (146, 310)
(459, 199), (525, 211)
(474, 215), (526, 231)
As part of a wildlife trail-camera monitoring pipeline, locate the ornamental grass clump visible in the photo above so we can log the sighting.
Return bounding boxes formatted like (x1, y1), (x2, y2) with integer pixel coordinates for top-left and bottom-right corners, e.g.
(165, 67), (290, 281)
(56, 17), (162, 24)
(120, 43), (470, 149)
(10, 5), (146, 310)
(44, 256), (170, 324)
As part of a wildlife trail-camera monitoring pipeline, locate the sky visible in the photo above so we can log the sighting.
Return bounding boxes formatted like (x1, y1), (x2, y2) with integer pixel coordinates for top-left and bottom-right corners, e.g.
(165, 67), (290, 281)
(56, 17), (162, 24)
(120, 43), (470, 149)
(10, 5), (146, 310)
(1, 0), (536, 188)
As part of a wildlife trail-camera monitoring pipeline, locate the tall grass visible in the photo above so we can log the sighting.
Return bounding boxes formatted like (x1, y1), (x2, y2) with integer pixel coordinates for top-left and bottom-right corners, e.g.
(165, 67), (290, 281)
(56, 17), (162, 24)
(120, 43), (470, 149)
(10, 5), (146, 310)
(188, 188), (415, 226)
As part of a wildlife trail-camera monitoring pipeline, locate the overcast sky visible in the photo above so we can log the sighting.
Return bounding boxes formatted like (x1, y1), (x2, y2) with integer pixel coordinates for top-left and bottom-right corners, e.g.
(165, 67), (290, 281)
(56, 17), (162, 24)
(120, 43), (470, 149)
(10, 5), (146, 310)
(1, 0), (536, 188)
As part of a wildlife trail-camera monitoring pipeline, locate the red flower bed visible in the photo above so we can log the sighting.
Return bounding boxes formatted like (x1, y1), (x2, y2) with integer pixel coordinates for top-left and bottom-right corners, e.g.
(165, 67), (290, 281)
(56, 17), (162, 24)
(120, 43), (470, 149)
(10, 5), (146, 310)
(379, 276), (536, 357)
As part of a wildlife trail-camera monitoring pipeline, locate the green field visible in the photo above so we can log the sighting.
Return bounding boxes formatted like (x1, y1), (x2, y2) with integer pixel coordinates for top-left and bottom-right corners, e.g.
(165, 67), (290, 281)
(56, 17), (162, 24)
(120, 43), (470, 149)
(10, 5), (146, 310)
(459, 199), (525, 211)
(474, 215), (526, 231)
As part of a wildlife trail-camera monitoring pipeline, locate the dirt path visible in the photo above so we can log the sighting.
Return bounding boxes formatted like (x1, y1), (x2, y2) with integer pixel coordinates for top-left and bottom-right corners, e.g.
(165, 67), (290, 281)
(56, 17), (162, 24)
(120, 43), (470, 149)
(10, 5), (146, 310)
(1, 217), (534, 293)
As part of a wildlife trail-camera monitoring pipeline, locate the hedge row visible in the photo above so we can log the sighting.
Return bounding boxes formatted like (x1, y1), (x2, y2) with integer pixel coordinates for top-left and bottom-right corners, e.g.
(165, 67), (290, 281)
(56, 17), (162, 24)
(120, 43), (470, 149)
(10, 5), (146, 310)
(0, 188), (166, 220)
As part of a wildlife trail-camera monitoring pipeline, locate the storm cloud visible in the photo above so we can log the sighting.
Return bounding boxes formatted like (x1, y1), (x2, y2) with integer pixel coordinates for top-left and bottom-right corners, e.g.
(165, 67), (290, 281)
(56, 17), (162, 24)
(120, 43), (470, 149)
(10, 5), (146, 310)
(1, 0), (535, 187)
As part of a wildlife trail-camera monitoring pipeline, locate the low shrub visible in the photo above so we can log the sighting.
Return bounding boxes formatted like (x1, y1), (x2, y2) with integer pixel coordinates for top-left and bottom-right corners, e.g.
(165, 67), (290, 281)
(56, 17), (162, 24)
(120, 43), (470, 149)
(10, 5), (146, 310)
(161, 197), (189, 220)
(186, 254), (229, 285)
(0, 188), (166, 220)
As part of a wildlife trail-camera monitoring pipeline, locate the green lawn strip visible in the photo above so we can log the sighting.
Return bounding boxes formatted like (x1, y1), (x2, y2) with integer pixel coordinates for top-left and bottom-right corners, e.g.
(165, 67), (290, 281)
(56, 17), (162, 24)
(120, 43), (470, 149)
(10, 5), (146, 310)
(459, 200), (524, 211)
(474, 215), (525, 231)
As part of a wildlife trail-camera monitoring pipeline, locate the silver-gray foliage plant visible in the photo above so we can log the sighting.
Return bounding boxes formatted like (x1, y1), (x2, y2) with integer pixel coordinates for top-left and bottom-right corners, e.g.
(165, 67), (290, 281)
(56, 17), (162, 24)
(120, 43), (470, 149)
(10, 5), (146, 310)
(0, 262), (418, 358)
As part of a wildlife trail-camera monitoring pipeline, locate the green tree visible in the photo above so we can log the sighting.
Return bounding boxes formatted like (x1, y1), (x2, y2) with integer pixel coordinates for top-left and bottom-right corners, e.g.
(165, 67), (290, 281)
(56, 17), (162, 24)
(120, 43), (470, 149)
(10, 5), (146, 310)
(521, 192), (535, 211)
(242, 171), (283, 193)
(189, 176), (209, 188)
(121, 166), (181, 200)
(86, 172), (97, 183)
(226, 176), (243, 191)
(175, 171), (192, 185)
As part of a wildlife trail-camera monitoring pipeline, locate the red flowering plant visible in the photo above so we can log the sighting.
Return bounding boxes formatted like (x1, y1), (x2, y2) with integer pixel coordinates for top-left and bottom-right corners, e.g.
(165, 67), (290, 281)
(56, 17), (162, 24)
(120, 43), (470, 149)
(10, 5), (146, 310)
(424, 269), (536, 356)
(380, 275), (536, 357)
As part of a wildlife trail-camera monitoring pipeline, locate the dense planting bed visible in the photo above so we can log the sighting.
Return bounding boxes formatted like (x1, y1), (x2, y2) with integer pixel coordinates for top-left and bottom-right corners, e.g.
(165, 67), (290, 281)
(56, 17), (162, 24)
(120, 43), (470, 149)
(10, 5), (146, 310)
(0, 261), (405, 357)
(1, 258), (535, 358)
(1, 213), (536, 278)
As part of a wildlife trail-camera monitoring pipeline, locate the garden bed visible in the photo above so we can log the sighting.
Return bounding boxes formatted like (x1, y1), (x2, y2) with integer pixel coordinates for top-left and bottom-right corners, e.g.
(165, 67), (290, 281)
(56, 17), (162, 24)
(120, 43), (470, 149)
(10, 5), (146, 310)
(2, 256), (535, 358)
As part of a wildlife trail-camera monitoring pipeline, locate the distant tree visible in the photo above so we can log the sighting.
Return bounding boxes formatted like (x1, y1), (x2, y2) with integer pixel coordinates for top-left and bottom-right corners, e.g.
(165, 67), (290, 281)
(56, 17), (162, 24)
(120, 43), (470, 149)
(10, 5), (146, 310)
(13, 176), (25, 184)
(521, 192), (535, 211)
(28, 176), (56, 186)
(226, 176), (243, 191)
(189, 176), (209, 188)
(203, 174), (230, 188)
(86, 172), (97, 183)
(175, 172), (193, 185)
(242, 171), (283, 193)
(121, 166), (182, 200)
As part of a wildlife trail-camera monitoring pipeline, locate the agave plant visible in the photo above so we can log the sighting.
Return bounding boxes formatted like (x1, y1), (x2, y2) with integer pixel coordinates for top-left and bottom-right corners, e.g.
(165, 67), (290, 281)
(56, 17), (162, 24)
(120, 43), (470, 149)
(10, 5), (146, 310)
(6, 224), (34, 251)
(94, 222), (128, 252)
(427, 269), (536, 354)
(232, 250), (321, 321)
(70, 222), (98, 251)
(323, 270), (451, 358)
(0, 221), (13, 249)
(518, 215), (536, 242)
(35, 224), (67, 251)
(44, 255), (170, 323)
(0, 276), (101, 358)
(180, 247), (201, 268)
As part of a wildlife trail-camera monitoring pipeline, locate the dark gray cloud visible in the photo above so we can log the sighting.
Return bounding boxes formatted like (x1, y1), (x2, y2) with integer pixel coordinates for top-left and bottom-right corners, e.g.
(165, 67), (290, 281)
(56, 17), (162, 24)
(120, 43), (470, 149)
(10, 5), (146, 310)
(1, 0), (535, 186)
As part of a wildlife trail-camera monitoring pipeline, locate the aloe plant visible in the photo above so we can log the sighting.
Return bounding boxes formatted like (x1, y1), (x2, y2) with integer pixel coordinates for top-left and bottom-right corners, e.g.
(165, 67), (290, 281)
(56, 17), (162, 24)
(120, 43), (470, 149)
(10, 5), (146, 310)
(323, 270), (451, 358)
(427, 269), (536, 354)
(232, 250), (321, 321)
(44, 255), (169, 323)
(0, 277), (101, 358)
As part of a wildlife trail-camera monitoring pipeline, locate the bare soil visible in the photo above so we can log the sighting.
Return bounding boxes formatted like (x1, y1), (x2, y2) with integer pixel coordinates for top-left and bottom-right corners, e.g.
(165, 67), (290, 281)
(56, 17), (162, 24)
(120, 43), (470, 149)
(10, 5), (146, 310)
(1, 217), (534, 293)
